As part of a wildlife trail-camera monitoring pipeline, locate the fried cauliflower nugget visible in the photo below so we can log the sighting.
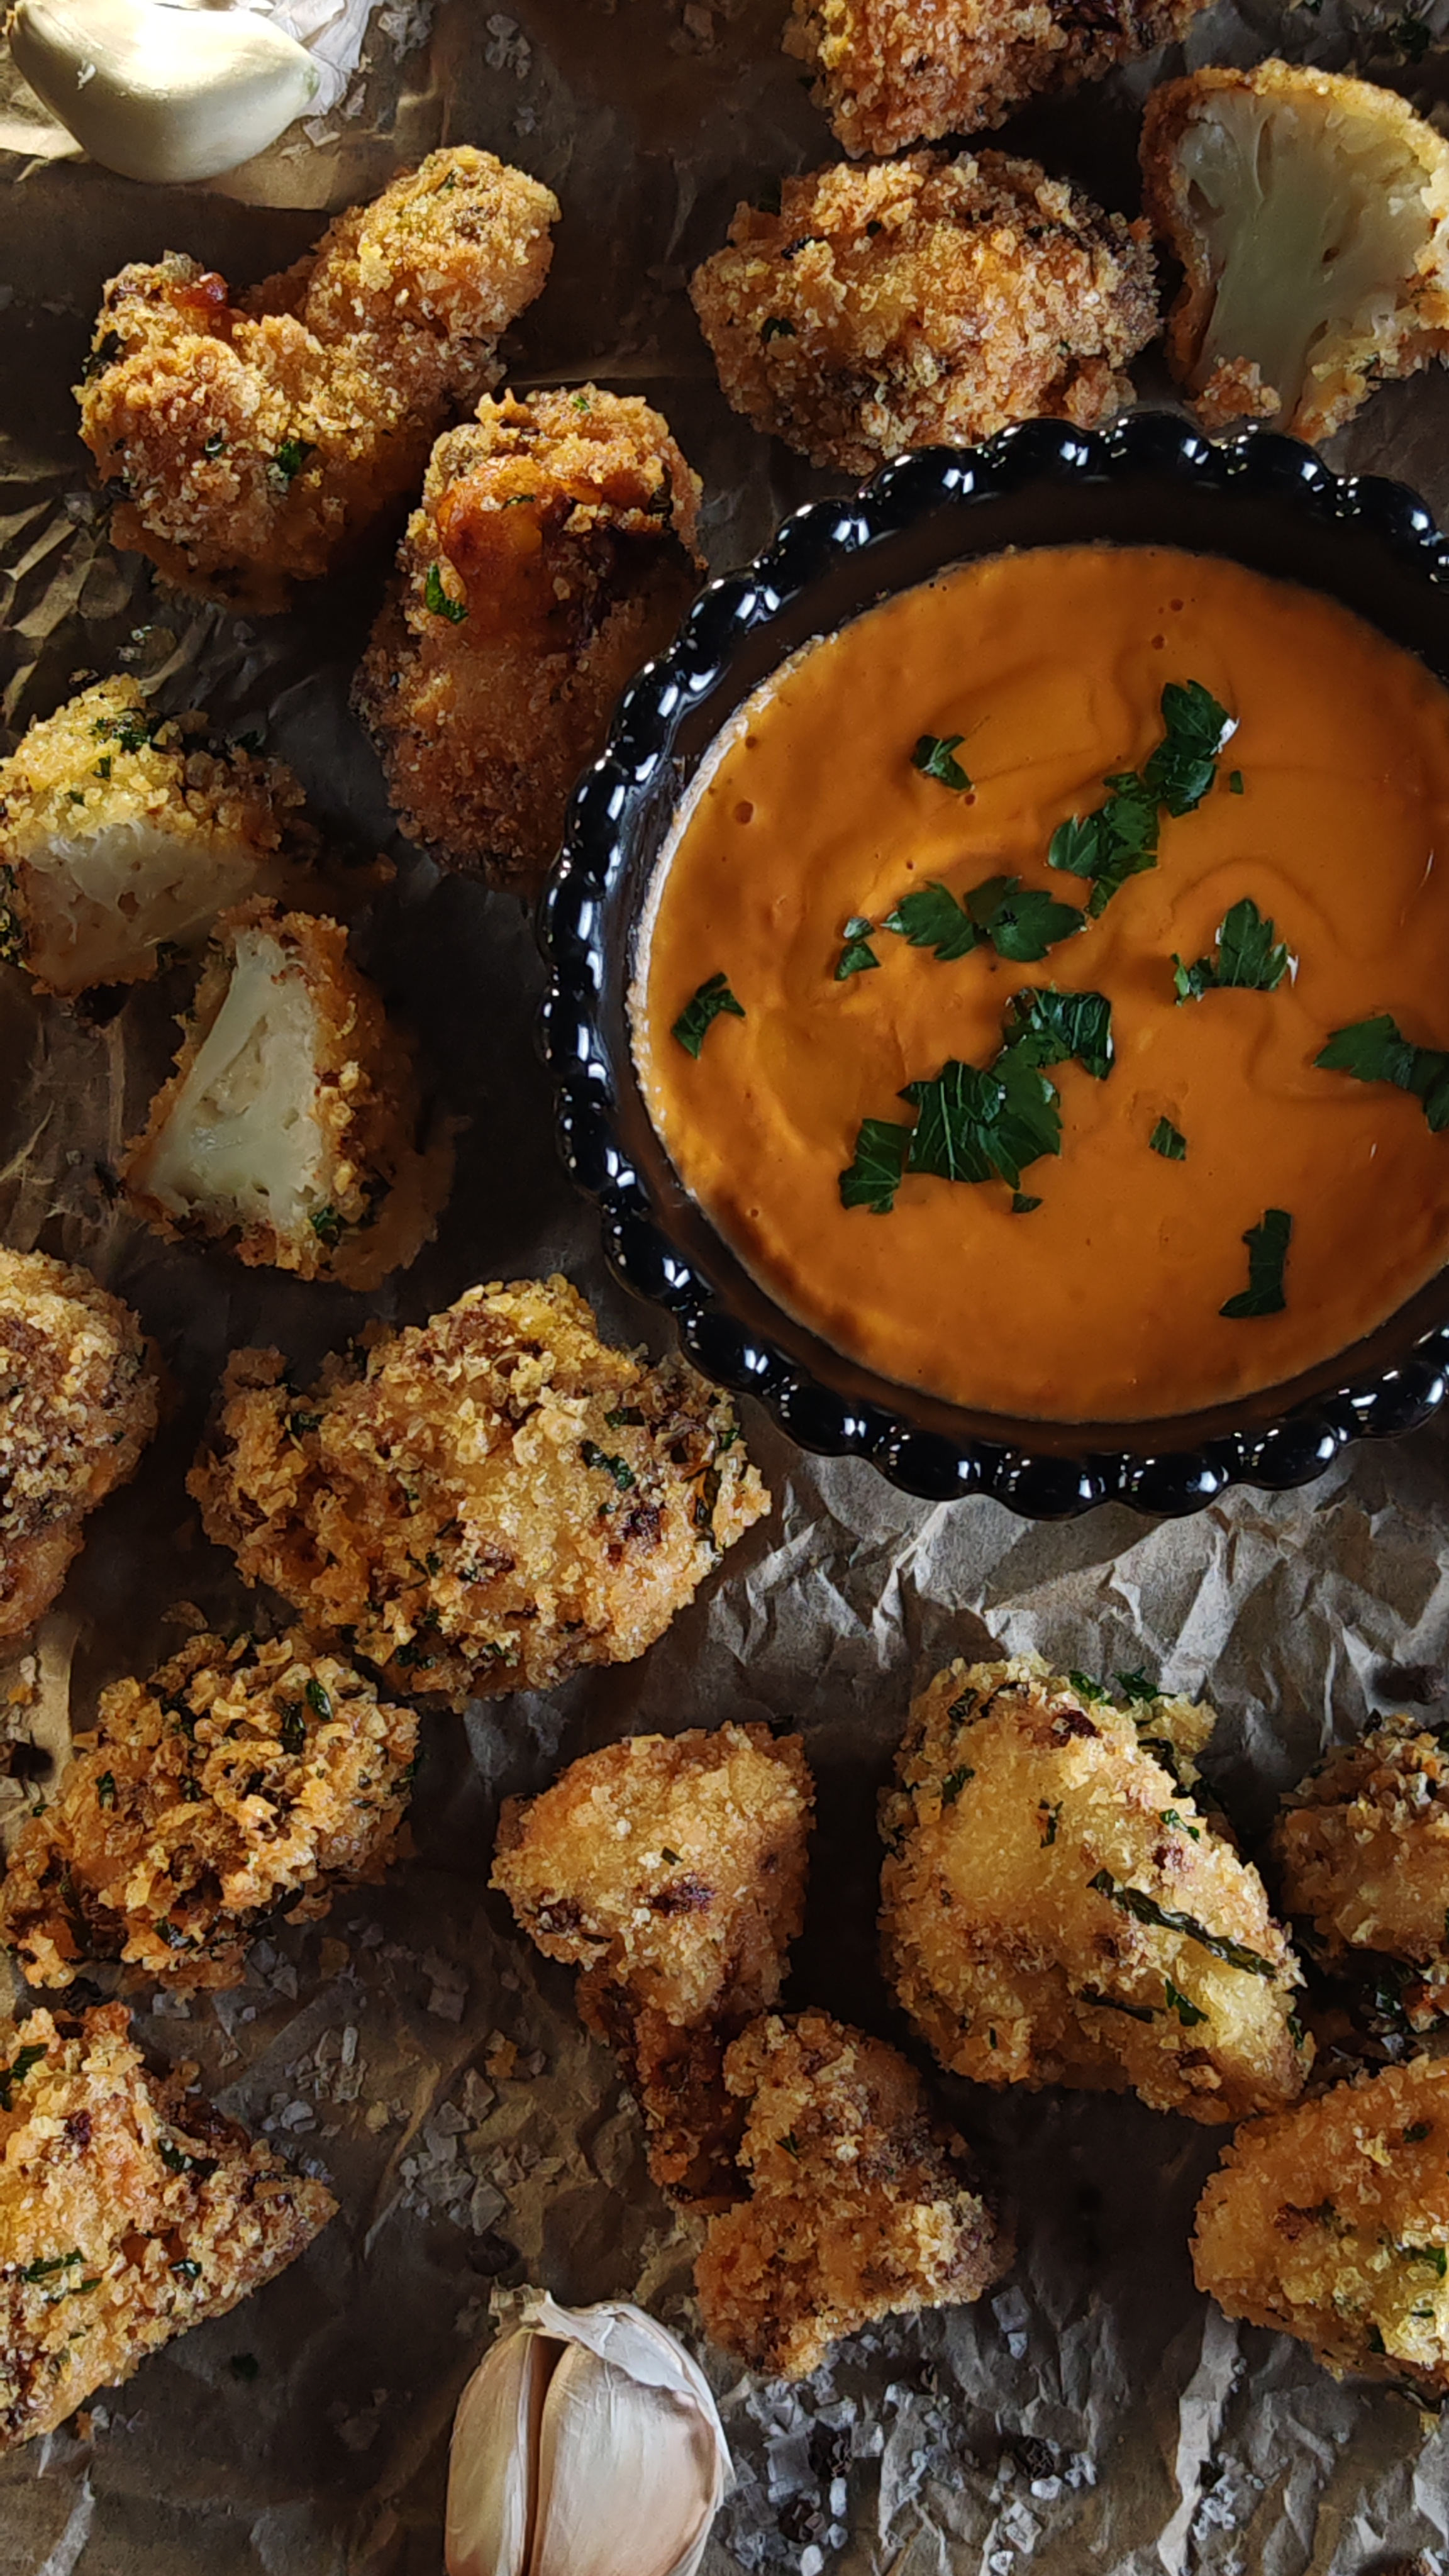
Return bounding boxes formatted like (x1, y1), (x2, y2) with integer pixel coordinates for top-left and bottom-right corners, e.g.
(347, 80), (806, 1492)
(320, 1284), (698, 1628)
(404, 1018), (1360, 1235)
(0, 1248), (159, 1641)
(0, 2003), (334, 2447)
(880, 1655), (1309, 2123)
(691, 153), (1158, 476)
(0, 1629), (416, 1992)
(354, 387), (704, 891)
(1270, 1714), (1449, 2030)
(694, 2009), (1012, 2377)
(77, 147), (560, 614)
(188, 1276), (769, 1706)
(1140, 62), (1449, 441)
(0, 680), (315, 997)
(787, 0), (1209, 160)
(122, 900), (453, 1289)
(492, 1725), (813, 2205)
(1192, 2057), (1449, 2396)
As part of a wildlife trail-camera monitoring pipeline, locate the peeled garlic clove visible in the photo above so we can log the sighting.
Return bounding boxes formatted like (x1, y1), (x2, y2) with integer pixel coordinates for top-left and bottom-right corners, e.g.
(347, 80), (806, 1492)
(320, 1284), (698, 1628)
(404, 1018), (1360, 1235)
(445, 2296), (730, 2576)
(7, 0), (321, 187)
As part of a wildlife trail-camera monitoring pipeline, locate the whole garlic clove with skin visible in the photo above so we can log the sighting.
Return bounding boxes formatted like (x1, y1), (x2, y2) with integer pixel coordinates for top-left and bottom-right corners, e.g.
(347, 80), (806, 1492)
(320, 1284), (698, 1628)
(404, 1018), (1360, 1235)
(445, 2295), (731, 2576)
(6, 0), (321, 186)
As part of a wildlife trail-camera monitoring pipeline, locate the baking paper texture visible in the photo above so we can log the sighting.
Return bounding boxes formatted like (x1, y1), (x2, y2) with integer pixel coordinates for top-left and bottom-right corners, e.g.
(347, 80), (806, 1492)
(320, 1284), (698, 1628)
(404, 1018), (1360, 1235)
(4, 0), (1449, 2568)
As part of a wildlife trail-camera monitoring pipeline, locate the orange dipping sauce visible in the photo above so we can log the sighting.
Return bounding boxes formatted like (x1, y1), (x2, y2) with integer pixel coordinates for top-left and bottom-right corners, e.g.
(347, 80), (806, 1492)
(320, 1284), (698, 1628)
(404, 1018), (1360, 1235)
(631, 545), (1449, 1423)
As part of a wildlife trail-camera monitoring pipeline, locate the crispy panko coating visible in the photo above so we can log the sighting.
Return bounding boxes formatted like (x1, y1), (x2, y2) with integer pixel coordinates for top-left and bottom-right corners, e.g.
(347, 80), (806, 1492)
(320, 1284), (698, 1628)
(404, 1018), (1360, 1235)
(0, 680), (316, 997)
(0, 1247), (158, 1642)
(354, 386), (704, 891)
(694, 2009), (1012, 2378)
(1140, 62), (1449, 442)
(1271, 1714), (1449, 2031)
(1192, 2057), (1449, 2396)
(0, 2003), (334, 2446)
(0, 1629), (416, 1992)
(188, 1275), (769, 1707)
(786, 0), (1208, 160)
(492, 1724), (813, 2204)
(77, 147), (560, 614)
(880, 1655), (1309, 2124)
(691, 153), (1158, 476)
(122, 899), (453, 1289)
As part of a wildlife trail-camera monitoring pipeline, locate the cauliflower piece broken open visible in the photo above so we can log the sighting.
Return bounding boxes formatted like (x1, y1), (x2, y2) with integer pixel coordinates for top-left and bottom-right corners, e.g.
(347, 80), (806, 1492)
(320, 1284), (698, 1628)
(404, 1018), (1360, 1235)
(123, 901), (453, 1288)
(0, 679), (314, 996)
(1140, 60), (1449, 442)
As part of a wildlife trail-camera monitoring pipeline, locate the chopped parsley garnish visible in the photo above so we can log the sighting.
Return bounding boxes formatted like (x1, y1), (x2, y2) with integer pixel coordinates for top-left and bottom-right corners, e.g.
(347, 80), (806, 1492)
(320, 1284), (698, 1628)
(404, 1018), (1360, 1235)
(581, 1441), (635, 1491)
(1090, 1870), (1277, 1976)
(1165, 1976), (1208, 2027)
(1002, 984), (1113, 1080)
(1150, 1116), (1186, 1161)
(1220, 1206), (1292, 1319)
(839, 1117), (911, 1214)
(96, 1771), (116, 1809)
(158, 2140), (217, 2179)
(309, 1205), (343, 1247)
(305, 1678), (333, 1723)
(940, 1765), (974, 1804)
(1316, 1013), (1449, 1132)
(1080, 1987), (1156, 2022)
(885, 876), (1084, 967)
(270, 436), (314, 487)
(425, 561), (468, 623)
(1049, 772), (1160, 917)
(1174, 897), (1293, 1001)
(911, 732), (972, 792)
(835, 916), (880, 979)
(0, 2042), (47, 2109)
(203, 430), (227, 458)
(1116, 1669), (1157, 1704)
(760, 316), (795, 341)
(1067, 1670), (1108, 1702)
(1160, 1807), (1199, 1841)
(21, 2250), (81, 2284)
(1011, 1192), (1042, 1214)
(94, 708), (158, 755)
(780, 2129), (801, 2155)
(1405, 2123), (1433, 2144)
(279, 1702), (306, 1757)
(672, 972), (745, 1057)
(1228, 770), (1245, 796)
(604, 1405), (645, 1428)
(1141, 680), (1236, 816)
(882, 882), (977, 963)
(1399, 2242), (1448, 2275)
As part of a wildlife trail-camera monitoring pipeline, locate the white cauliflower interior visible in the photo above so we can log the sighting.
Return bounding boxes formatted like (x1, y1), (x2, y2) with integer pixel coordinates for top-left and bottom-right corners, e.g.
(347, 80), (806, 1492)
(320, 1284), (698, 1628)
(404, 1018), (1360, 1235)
(16, 818), (278, 994)
(1142, 63), (1449, 441)
(133, 923), (328, 1236)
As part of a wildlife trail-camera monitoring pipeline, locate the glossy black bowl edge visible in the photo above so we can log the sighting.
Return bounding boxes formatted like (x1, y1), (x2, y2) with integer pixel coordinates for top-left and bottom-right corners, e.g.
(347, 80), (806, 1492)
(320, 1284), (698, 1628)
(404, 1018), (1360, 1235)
(538, 414), (1449, 1522)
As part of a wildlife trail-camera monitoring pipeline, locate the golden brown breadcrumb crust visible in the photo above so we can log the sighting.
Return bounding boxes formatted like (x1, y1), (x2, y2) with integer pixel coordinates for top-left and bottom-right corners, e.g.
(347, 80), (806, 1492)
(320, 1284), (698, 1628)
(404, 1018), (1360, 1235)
(187, 1275), (769, 1707)
(122, 899), (453, 1289)
(694, 2008), (1012, 2377)
(0, 1247), (159, 1641)
(77, 148), (559, 613)
(1192, 2057), (1449, 2395)
(0, 679), (316, 997)
(880, 1655), (1309, 2123)
(0, 2003), (334, 2448)
(1272, 1716), (1449, 2023)
(690, 153), (1158, 475)
(0, 1629), (416, 1992)
(786, 0), (1209, 159)
(492, 1724), (813, 2204)
(1140, 62), (1449, 441)
(354, 386), (704, 891)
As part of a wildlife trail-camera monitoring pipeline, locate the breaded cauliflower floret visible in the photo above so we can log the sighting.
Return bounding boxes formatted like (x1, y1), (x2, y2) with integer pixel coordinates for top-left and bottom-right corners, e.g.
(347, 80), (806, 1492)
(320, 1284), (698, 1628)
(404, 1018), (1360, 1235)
(0, 2004), (334, 2448)
(694, 2009), (1013, 2378)
(691, 153), (1158, 476)
(492, 1724), (814, 2205)
(0, 1629), (417, 1992)
(0, 680), (314, 996)
(880, 1655), (1309, 2124)
(0, 1248), (158, 1641)
(354, 386), (704, 891)
(187, 1275), (770, 1707)
(786, 0), (1209, 160)
(77, 148), (559, 613)
(1270, 1714), (1449, 2030)
(122, 900), (453, 1289)
(1192, 2057), (1449, 2396)
(1140, 62), (1449, 441)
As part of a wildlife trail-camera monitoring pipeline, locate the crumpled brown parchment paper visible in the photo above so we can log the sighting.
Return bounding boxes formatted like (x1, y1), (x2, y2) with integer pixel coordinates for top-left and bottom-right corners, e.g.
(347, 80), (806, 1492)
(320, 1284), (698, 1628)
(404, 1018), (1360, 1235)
(4, 1), (1449, 2570)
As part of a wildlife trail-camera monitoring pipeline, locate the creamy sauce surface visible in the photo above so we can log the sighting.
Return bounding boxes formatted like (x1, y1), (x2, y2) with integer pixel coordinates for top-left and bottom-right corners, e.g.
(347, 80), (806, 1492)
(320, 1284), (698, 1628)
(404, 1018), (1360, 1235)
(633, 545), (1449, 1422)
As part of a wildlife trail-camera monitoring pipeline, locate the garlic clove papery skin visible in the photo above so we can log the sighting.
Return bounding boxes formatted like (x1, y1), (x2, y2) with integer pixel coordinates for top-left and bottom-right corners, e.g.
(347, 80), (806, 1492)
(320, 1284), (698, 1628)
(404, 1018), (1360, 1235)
(7, 0), (321, 185)
(445, 2297), (730, 2576)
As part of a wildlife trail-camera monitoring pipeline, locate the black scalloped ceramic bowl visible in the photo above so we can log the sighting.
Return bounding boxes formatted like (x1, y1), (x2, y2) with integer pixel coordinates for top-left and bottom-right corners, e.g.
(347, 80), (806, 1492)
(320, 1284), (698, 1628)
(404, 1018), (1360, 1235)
(538, 413), (1449, 1521)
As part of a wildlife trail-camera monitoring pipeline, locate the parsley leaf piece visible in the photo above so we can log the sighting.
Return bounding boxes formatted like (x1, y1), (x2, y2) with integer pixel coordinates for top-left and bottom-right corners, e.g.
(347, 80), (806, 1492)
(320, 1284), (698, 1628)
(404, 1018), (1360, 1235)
(424, 562), (468, 623)
(760, 316), (795, 341)
(884, 882), (979, 962)
(1220, 1206), (1292, 1319)
(1404, 2122), (1433, 2144)
(1048, 774), (1160, 917)
(21, 2250), (81, 2285)
(1116, 1668), (1157, 1704)
(1229, 770), (1245, 796)
(940, 1764), (974, 1804)
(1174, 897), (1292, 1001)
(1150, 1116), (1187, 1161)
(1090, 1871), (1278, 1976)
(305, 1677), (333, 1723)
(911, 732), (972, 792)
(1067, 1670), (1108, 1702)
(309, 1205), (343, 1247)
(1002, 984), (1113, 1079)
(1316, 1013), (1449, 1132)
(838, 1116), (911, 1214)
(1141, 680), (1236, 816)
(0, 2041), (47, 2110)
(904, 1049), (1062, 1194)
(672, 972), (745, 1058)
(96, 1770), (116, 1809)
(835, 916), (879, 979)
(967, 876), (1084, 964)
(581, 1441), (635, 1492)
(1011, 1192), (1042, 1214)
(1165, 1977), (1208, 2028)
(270, 436), (314, 487)
(279, 1702), (306, 1757)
